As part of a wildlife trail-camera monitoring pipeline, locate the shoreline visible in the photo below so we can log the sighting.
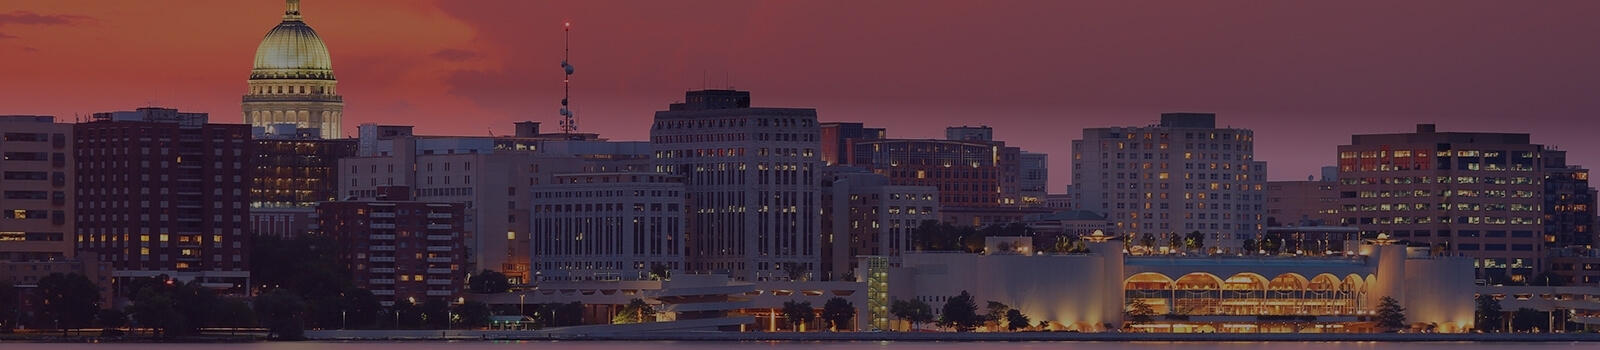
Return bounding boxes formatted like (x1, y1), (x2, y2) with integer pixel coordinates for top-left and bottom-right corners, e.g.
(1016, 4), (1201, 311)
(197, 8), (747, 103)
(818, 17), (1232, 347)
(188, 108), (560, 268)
(300, 330), (1600, 343)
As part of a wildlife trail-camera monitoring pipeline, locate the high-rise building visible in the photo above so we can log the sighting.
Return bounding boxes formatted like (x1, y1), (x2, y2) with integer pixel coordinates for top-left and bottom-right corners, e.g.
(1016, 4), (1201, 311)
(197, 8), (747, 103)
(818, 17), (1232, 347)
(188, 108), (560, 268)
(818, 122), (885, 166)
(649, 89), (822, 281)
(0, 116), (73, 262)
(1070, 113), (1268, 251)
(249, 131), (357, 237)
(841, 126), (1041, 226)
(74, 108), (252, 294)
(529, 172), (688, 281)
(819, 167), (940, 281)
(243, 0), (343, 139)
(317, 191), (465, 306)
(1541, 150), (1595, 248)
(1020, 151), (1049, 206)
(1336, 124), (1546, 280)
(339, 123), (650, 284)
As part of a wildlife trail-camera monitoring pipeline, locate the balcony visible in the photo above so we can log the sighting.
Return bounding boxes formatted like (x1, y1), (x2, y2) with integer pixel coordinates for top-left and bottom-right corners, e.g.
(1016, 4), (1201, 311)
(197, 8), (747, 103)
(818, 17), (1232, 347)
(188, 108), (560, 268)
(426, 257), (452, 263)
(370, 267), (396, 273)
(370, 223), (396, 229)
(426, 213), (452, 219)
(368, 279), (396, 285)
(426, 246), (453, 252)
(369, 234), (396, 240)
(369, 245), (395, 251)
(426, 224), (452, 230)
(426, 268), (452, 274)
(369, 257), (396, 262)
(425, 290), (453, 297)
(426, 234), (452, 241)
(370, 212), (396, 218)
(370, 289), (395, 296)
(426, 279), (452, 285)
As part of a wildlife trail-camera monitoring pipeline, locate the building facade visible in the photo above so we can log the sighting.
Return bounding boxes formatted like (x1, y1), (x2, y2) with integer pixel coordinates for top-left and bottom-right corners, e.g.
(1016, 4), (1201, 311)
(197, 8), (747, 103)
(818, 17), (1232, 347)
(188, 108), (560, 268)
(74, 108), (252, 294)
(250, 135), (357, 237)
(1020, 151), (1049, 207)
(1265, 179), (1342, 227)
(1, 116), (74, 262)
(243, 0), (343, 139)
(529, 172), (688, 282)
(1071, 113), (1268, 251)
(649, 89), (822, 281)
(819, 167), (941, 281)
(1336, 124), (1547, 280)
(1541, 150), (1595, 248)
(818, 122), (884, 166)
(317, 194), (465, 306)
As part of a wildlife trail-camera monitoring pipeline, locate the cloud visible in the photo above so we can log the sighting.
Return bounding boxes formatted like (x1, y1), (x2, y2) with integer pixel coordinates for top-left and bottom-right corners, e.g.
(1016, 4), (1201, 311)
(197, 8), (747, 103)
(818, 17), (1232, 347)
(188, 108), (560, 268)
(0, 11), (91, 27)
(22, 47), (37, 52)
(0, 32), (15, 39)
(431, 48), (478, 62)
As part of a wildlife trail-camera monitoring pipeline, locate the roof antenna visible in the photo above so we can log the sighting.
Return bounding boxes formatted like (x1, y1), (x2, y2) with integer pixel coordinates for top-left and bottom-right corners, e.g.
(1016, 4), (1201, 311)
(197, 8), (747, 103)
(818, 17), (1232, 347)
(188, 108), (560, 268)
(558, 22), (578, 134)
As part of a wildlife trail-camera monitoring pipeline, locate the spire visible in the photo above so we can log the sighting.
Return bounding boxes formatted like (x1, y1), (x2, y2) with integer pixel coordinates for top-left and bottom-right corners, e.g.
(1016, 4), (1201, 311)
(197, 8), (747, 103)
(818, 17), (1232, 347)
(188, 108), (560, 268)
(284, 0), (303, 21)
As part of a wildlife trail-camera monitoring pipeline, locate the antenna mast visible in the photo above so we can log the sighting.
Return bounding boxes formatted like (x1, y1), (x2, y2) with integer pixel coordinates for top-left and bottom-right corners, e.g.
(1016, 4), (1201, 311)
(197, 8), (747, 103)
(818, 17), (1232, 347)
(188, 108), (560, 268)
(558, 22), (577, 134)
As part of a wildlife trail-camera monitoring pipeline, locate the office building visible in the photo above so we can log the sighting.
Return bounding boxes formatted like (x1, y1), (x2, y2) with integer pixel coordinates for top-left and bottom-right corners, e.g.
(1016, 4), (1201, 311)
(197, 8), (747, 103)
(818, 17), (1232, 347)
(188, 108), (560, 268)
(842, 125), (1041, 226)
(1070, 113), (1267, 251)
(818, 122), (885, 166)
(250, 130), (357, 237)
(1336, 124), (1546, 280)
(243, 0), (343, 139)
(649, 89), (822, 281)
(1, 116), (73, 262)
(1020, 151), (1049, 206)
(1542, 150), (1595, 248)
(1265, 178), (1341, 227)
(74, 107), (252, 294)
(529, 172), (688, 282)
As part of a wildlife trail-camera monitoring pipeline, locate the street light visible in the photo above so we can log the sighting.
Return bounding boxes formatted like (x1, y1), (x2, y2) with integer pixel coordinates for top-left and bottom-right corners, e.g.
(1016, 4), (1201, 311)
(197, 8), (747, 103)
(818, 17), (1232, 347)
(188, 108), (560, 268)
(342, 310), (347, 330)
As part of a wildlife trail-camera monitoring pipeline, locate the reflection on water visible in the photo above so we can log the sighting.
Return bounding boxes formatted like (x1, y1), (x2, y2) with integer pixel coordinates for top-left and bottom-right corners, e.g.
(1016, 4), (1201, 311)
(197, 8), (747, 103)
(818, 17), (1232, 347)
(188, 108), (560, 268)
(10, 341), (1597, 350)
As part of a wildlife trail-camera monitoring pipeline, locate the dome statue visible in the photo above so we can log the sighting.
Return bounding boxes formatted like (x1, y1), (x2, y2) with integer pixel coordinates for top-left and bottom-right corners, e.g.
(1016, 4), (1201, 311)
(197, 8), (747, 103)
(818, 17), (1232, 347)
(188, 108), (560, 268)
(242, 0), (343, 139)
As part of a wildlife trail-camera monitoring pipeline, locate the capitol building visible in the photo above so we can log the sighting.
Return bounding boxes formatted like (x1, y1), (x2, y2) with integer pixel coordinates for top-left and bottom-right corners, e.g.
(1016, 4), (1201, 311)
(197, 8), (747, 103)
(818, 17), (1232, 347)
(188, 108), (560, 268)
(242, 0), (343, 139)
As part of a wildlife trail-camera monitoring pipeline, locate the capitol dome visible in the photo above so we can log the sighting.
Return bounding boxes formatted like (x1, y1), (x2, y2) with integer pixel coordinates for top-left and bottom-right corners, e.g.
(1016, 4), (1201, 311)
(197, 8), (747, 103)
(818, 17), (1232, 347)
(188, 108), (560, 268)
(250, 0), (334, 80)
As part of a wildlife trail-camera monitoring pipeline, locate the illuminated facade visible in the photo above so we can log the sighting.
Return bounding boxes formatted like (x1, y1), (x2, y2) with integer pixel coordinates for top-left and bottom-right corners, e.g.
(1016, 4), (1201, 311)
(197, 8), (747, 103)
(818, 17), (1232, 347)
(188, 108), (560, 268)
(893, 237), (1477, 333)
(0, 116), (73, 262)
(529, 172), (688, 281)
(317, 194), (466, 306)
(243, 0), (343, 139)
(649, 89), (823, 281)
(1337, 124), (1547, 280)
(1071, 113), (1268, 252)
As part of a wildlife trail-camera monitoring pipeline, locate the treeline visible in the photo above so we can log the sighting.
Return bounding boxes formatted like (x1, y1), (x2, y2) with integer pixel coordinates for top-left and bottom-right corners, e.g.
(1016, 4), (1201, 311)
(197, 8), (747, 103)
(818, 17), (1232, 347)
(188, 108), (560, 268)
(908, 220), (1090, 254)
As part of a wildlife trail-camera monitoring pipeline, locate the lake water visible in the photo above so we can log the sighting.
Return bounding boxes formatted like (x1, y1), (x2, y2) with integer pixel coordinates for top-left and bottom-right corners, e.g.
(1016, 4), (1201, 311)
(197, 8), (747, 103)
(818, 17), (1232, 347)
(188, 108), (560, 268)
(10, 341), (1600, 350)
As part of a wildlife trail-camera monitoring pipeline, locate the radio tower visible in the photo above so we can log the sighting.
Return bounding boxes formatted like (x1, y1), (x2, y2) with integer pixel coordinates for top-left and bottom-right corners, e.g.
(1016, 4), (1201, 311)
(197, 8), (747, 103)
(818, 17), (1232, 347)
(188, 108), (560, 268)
(558, 22), (577, 134)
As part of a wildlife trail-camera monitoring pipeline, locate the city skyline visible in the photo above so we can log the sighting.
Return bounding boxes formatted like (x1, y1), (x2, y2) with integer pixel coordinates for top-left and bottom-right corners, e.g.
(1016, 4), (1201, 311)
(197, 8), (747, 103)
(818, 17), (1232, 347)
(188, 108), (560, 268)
(3, 1), (1600, 192)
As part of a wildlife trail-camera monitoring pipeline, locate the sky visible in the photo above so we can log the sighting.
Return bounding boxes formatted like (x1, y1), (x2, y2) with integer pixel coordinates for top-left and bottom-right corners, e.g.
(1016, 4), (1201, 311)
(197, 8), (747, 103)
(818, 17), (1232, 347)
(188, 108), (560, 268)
(3, 1), (1598, 192)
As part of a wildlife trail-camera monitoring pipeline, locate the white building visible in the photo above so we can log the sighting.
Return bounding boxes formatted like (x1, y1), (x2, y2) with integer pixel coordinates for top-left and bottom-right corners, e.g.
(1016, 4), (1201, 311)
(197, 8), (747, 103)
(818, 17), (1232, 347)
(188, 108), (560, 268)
(649, 89), (822, 281)
(530, 172), (688, 281)
(1071, 113), (1267, 250)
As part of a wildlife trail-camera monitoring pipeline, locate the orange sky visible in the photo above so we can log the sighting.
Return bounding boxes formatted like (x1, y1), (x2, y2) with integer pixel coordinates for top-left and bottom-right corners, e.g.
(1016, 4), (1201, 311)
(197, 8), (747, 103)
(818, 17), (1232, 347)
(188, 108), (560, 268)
(5, 1), (1600, 191)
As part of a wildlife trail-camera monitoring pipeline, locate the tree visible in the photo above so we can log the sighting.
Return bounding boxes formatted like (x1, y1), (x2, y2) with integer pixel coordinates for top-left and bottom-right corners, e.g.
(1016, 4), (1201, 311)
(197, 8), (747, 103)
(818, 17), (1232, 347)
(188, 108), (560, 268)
(649, 263), (671, 281)
(782, 262), (809, 282)
(213, 300), (257, 328)
(254, 289), (306, 340)
(839, 270), (857, 282)
(612, 298), (654, 324)
(1124, 298), (1155, 326)
(888, 298), (934, 331)
(821, 297), (856, 331)
(1140, 233), (1157, 248)
(938, 290), (982, 332)
(96, 309), (127, 337)
(781, 300), (814, 331)
(420, 298), (451, 329)
(1475, 294), (1503, 332)
(1242, 239), (1259, 253)
(1375, 296), (1407, 332)
(995, 241), (1013, 254)
(1511, 307), (1543, 333)
(0, 281), (18, 331)
(984, 301), (1010, 329)
(1004, 309), (1030, 332)
(1184, 231), (1206, 251)
(32, 272), (100, 329)
(455, 301), (492, 328)
(469, 269), (511, 294)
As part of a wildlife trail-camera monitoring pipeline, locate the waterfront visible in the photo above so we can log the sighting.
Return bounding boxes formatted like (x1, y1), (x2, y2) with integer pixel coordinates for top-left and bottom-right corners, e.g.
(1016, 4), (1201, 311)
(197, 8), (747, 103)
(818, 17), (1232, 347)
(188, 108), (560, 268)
(6, 341), (1600, 350)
